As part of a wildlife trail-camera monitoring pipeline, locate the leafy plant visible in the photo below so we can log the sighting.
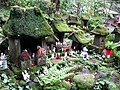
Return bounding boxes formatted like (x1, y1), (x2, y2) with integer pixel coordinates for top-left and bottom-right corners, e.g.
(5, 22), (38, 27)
(94, 79), (119, 90)
(0, 73), (19, 90)
(36, 65), (75, 90)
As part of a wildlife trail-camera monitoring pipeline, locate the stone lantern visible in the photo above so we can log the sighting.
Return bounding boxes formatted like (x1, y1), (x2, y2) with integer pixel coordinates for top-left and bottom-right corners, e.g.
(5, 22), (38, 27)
(91, 25), (109, 48)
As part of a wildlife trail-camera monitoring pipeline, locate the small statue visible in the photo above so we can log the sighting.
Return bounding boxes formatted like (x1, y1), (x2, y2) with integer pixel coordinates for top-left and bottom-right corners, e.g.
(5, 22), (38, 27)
(19, 49), (31, 61)
(19, 49), (31, 69)
(42, 66), (48, 74)
(0, 60), (3, 67)
(0, 53), (6, 60)
(51, 51), (55, 59)
(0, 53), (7, 69)
(36, 46), (46, 58)
(64, 52), (67, 57)
(32, 53), (35, 59)
(22, 70), (30, 82)
(56, 53), (61, 59)
(53, 47), (56, 53)
(36, 46), (46, 66)
(80, 47), (89, 60)
(69, 51), (76, 57)
(1, 73), (8, 83)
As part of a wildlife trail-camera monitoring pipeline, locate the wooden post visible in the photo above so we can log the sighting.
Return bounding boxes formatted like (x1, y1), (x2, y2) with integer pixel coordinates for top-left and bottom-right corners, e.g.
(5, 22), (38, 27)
(42, 38), (47, 50)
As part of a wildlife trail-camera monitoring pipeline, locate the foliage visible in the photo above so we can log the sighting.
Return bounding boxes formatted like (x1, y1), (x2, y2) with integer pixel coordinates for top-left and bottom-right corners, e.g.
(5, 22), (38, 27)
(0, 28), (4, 38)
(1, 0), (110, 18)
(106, 34), (115, 42)
(5, 0), (41, 7)
(0, 0), (120, 90)
(94, 79), (119, 90)
(36, 65), (75, 90)
(0, 73), (20, 90)
(88, 16), (105, 31)
(106, 41), (120, 50)
(105, 41), (120, 63)
(0, 8), (10, 16)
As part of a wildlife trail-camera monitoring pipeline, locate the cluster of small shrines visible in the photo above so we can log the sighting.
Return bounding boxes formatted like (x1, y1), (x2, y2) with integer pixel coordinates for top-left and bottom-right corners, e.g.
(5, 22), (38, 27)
(0, 5), (120, 69)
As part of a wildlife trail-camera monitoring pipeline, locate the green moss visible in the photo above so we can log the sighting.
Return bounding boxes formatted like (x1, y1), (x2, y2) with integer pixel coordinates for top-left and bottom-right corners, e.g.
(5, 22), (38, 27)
(19, 80), (25, 86)
(29, 66), (41, 72)
(53, 20), (72, 33)
(61, 80), (71, 90)
(81, 15), (89, 20)
(3, 6), (53, 38)
(76, 20), (82, 27)
(69, 26), (90, 44)
(10, 65), (23, 78)
(91, 24), (109, 35)
(75, 30), (90, 44)
(61, 73), (75, 79)
(70, 65), (83, 72)
(73, 74), (95, 89)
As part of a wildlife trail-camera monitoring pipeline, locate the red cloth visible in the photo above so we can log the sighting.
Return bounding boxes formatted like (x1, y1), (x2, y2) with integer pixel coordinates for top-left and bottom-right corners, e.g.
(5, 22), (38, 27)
(116, 16), (120, 25)
(103, 49), (113, 58)
(106, 50), (113, 56)
(63, 46), (71, 52)
(19, 51), (31, 60)
(36, 48), (46, 58)
(56, 55), (61, 59)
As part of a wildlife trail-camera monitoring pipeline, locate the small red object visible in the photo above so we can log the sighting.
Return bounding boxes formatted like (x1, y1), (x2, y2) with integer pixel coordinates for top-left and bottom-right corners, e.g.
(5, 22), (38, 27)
(31, 63), (35, 66)
(103, 49), (113, 58)
(56, 55), (61, 59)
(19, 50), (31, 60)
(116, 16), (120, 25)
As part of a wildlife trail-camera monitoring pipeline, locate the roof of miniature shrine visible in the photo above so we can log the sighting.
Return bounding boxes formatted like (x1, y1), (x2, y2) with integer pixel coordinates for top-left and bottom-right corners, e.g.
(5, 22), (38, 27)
(53, 20), (72, 33)
(81, 15), (89, 20)
(75, 31), (89, 44)
(3, 6), (54, 38)
(69, 26), (90, 44)
(91, 24), (109, 35)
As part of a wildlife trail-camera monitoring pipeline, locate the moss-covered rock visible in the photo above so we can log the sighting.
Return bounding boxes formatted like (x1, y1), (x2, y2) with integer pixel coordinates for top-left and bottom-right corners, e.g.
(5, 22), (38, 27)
(61, 73), (75, 79)
(73, 74), (95, 89)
